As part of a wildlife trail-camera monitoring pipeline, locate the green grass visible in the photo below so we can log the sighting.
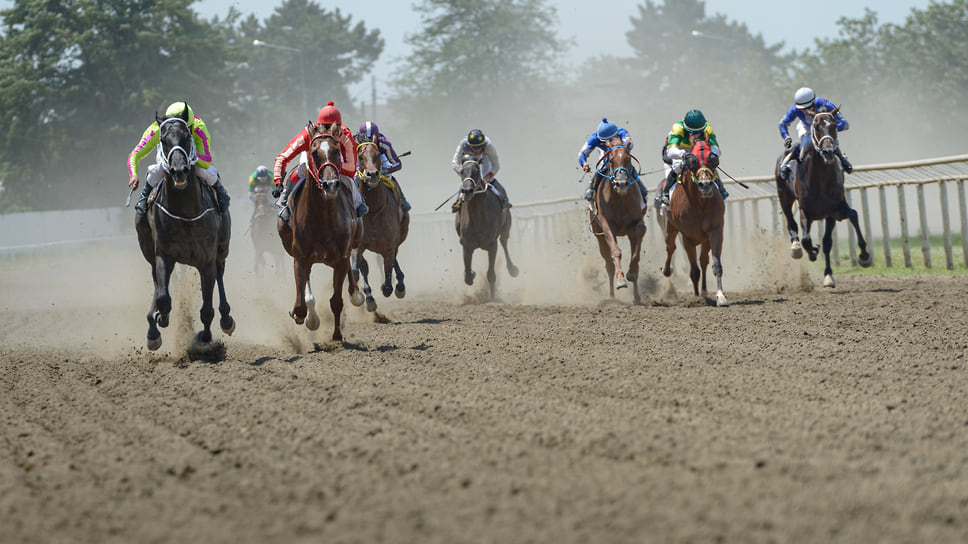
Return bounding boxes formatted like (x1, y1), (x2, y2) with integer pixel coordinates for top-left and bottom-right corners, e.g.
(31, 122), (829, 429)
(832, 233), (968, 275)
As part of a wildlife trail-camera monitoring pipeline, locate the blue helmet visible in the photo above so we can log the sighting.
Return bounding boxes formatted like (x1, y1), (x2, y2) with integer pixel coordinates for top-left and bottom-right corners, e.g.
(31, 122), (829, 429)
(467, 129), (486, 149)
(597, 118), (618, 141)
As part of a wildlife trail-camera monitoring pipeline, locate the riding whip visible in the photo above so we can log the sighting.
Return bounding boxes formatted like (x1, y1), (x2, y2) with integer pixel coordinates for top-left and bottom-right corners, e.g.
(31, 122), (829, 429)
(717, 167), (750, 189)
(434, 190), (460, 211)
(398, 151), (412, 158)
(125, 187), (135, 207)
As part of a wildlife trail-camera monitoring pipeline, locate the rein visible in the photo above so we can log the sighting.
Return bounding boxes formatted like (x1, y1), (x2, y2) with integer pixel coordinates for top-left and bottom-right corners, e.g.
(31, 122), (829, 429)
(154, 178), (217, 222)
(596, 145), (641, 186)
(158, 118), (198, 170)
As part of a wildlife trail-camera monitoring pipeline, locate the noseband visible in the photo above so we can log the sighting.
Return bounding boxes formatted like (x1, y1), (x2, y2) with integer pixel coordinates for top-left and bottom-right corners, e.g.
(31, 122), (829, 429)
(308, 134), (340, 187)
(158, 117), (198, 170)
(811, 112), (838, 152)
(597, 145), (640, 188)
(461, 158), (485, 194)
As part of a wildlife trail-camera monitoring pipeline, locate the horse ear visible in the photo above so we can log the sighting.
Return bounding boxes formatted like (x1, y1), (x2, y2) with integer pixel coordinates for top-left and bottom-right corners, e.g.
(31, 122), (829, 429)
(155, 111), (163, 124)
(831, 105), (841, 116)
(180, 103), (189, 123)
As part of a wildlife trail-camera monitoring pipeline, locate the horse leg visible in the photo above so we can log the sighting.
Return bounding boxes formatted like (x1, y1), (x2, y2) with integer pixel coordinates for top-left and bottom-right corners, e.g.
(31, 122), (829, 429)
(799, 210), (819, 261)
(153, 255), (175, 329)
(304, 278), (320, 331)
(359, 253), (376, 312)
(662, 224), (679, 278)
(290, 259), (309, 325)
(699, 239), (711, 297)
(685, 242), (701, 297)
(145, 261), (162, 351)
(500, 211), (519, 277)
(393, 258), (406, 299)
(822, 217), (837, 288)
(216, 256), (235, 335)
(779, 188), (802, 258)
(843, 202), (873, 267)
(463, 244), (476, 286)
(627, 224), (646, 305)
(598, 222), (627, 290)
(380, 250), (395, 299)
(195, 261), (216, 344)
(330, 260), (349, 342)
(486, 243), (498, 300)
(596, 235), (616, 298)
(711, 228), (728, 307)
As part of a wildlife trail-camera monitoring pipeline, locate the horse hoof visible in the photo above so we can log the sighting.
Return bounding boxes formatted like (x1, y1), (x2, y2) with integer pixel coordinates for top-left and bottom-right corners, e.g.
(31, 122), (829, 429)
(195, 331), (212, 344)
(791, 242), (803, 259)
(155, 312), (169, 328)
(859, 253), (874, 268)
(351, 291), (365, 307)
(147, 335), (162, 351)
(395, 285), (406, 299)
(464, 272), (475, 286)
(616, 278), (628, 289)
(290, 311), (305, 326)
(823, 274), (836, 288)
(662, 267), (672, 278)
(508, 265), (519, 278)
(366, 297), (377, 312)
(220, 316), (235, 336)
(716, 291), (729, 307)
(381, 284), (393, 298)
(306, 313), (320, 331)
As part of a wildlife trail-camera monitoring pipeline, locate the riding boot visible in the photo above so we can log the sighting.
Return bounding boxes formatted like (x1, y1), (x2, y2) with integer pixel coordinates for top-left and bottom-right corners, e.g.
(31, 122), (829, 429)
(584, 172), (601, 201)
(837, 149), (853, 173)
(392, 176), (412, 212)
(134, 183), (152, 215)
(779, 144), (801, 181)
(214, 180), (231, 212)
(277, 183), (291, 222)
(636, 179), (649, 203)
(490, 178), (511, 209)
(714, 177), (729, 201)
(660, 170), (676, 206)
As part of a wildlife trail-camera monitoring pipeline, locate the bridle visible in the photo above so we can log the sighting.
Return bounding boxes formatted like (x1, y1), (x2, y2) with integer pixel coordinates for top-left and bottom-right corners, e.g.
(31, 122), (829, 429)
(811, 111), (838, 153)
(596, 145), (641, 188)
(158, 117), (198, 171)
(461, 156), (486, 195)
(307, 133), (340, 188)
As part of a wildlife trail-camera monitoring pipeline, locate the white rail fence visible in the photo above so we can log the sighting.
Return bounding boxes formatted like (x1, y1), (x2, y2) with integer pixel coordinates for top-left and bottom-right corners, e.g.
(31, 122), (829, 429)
(3, 154), (967, 271)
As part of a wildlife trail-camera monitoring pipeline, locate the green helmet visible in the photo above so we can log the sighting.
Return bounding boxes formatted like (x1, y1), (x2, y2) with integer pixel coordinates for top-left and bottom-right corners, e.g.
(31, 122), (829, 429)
(683, 109), (707, 133)
(165, 101), (194, 122)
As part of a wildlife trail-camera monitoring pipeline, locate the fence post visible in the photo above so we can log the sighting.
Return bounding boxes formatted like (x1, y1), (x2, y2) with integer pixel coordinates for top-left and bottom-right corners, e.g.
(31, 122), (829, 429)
(940, 179), (953, 270)
(846, 190), (857, 266)
(751, 199), (760, 233)
(771, 198), (780, 236)
(860, 187), (874, 266)
(917, 183), (932, 268)
(879, 185), (892, 267)
(959, 179), (968, 269)
(898, 185), (912, 268)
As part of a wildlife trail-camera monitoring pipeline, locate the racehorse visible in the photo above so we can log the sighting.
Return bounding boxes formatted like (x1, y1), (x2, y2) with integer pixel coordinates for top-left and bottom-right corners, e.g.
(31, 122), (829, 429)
(136, 107), (235, 351)
(277, 124), (364, 341)
(774, 107), (873, 287)
(588, 144), (647, 304)
(352, 138), (409, 312)
(455, 154), (518, 300)
(660, 141), (728, 306)
(249, 185), (284, 276)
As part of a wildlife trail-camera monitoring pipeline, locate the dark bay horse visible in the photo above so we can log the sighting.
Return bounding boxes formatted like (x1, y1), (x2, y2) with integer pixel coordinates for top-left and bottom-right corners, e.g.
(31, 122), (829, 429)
(455, 154), (518, 300)
(277, 124), (364, 341)
(589, 144), (647, 304)
(352, 139), (409, 312)
(250, 186), (284, 276)
(774, 107), (872, 287)
(136, 109), (234, 351)
(660, 141), (728, 306)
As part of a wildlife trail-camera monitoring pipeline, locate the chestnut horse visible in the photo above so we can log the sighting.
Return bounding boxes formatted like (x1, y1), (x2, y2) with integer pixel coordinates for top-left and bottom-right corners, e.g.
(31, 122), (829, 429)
(352, 139), (410, 312)
(660, 141), (728, 306)
(136, 108), (235, 351)
(277, 125), (364, 341)
(589, 144), (647, 304)
(455, 154), (518, 300)
(774, 107), (872, 287)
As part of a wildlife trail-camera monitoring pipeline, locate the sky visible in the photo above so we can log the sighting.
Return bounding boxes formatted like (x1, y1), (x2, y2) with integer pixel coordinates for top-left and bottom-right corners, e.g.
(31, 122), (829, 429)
(185, 0), (934, 99)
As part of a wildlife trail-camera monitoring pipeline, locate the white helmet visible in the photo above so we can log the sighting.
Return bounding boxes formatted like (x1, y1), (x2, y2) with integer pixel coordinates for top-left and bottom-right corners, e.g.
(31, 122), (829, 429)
(795, 87), (815, 109)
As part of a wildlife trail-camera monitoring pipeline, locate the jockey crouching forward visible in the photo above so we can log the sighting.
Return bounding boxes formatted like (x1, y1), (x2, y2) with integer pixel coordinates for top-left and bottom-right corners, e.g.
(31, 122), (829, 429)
(778, 86), (852, 181)
(450, 129), (511, 211)
(272, 100), (367, 222)
(127, 101), (230, 215)
(356, 121), (412, 212)
(659, 109), (727, 206)
(578, 117), (649, 204)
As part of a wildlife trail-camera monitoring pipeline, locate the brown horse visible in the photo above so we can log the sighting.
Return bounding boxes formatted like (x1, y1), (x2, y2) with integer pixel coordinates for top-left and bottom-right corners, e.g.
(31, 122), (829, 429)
(353, 139), (410, 311)
(774, 108), (872, 287)
(277, 124), (364, 341)
(137, 109), (235, 351)
(589, 144), (647, 304)
(455, 154), (518, 300)
(249, 185), (284, 276)
(660, 140), (728, 306)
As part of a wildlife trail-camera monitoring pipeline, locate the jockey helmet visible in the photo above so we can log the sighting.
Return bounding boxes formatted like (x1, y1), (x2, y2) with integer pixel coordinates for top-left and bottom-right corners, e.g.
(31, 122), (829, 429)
(317, 101), (341, 124)
(256, 165), (269, 180)
(467, 129), (486, 149)
(359, 121), (379, 141)
(795, 87), (815, 109)
(683, 109), (707, 133)
(165, 101), (194, 122)
(596, 118), (618, 141)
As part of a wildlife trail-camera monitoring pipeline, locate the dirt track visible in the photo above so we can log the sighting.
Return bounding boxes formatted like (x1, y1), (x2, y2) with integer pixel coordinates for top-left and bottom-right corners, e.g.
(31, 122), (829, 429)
(2, 235), (968, 543)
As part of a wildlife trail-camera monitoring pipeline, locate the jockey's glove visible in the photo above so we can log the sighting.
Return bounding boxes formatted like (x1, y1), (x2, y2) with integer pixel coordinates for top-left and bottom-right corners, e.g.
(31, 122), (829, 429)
(272, 187), (281, 199)
(784, 137), (793, 151)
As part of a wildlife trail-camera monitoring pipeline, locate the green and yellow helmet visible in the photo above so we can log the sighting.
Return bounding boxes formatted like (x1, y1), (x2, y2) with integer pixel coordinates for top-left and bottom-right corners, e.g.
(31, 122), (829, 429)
(165, 101), (194, 122)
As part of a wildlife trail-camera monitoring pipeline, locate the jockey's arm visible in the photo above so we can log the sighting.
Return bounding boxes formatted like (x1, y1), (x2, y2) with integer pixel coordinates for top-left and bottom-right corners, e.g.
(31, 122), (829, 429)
(127, 122), (160, 186)
(380, 136), (402, 174)
(191, 118), (213, 168)
(274, 130), (309, 184)
(483, 142), (500, 180)
(451, 142), (464, 174)
(778, 105), (799, 139)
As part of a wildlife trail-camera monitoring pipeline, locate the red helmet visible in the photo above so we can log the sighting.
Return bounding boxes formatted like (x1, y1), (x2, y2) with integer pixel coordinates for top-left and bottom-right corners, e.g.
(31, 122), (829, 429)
(317, 101), (341, 124)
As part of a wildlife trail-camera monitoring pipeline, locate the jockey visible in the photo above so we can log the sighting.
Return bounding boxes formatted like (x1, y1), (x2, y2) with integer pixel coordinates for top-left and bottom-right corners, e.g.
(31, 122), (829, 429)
(659, 109), (727, 206)
(127, 101), (230, 214)
(355, 121), (412, 212)
(450, 129), (511, 211)
(778, 87), (851, 181)
(272, 100), (367, 222)
(578, 117), (648, 203)
(248, 165), (272, 202)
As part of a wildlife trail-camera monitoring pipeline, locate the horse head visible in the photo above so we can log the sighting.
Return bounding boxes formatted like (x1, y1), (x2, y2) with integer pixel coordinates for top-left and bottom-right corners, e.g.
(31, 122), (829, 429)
(459, 154), (485, 202)
(307, 122), (341, 198)
(156, 107), (197, 191)
(810, 107), (840, 163)
(600, 145), (637, 195)
(682, 141), (719, 199)
(355, 138), (383, 189)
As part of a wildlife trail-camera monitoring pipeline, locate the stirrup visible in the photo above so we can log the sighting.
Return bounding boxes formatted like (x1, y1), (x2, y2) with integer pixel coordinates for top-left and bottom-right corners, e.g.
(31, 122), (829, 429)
(356, 203), (369, 217)
(401, 200), (412, 213)
(278, 206), (290, 222)
(583, 187), (594, 201)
